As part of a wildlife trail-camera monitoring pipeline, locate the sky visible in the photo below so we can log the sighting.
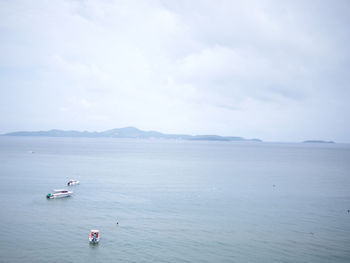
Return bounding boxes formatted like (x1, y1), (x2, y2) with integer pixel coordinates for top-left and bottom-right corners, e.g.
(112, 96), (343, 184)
(0, 0), (350, 142)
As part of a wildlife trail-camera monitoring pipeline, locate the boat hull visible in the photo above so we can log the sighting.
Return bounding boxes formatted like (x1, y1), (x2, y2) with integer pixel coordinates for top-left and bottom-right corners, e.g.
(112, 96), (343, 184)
(47, 192), (72, 199)
(89, 237), (100, 243)
(89, 230), (100, 243)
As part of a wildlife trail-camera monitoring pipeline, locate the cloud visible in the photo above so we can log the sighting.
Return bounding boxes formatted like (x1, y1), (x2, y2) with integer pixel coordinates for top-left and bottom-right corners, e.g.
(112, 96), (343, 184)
(0, 0), (349, 141)
(59, 107), (69, 112)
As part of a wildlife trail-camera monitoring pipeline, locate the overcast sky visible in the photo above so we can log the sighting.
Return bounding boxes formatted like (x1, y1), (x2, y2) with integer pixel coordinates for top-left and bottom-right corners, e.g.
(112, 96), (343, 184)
(0, 0), (349, 142)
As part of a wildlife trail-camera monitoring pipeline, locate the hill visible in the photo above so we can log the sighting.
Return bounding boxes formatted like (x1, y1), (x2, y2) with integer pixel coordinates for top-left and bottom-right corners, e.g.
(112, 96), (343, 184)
(3, 127), (262, 142)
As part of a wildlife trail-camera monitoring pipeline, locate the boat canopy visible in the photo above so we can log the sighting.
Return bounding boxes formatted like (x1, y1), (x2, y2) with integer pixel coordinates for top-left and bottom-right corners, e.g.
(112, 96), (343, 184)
(54, 189), (69, 192)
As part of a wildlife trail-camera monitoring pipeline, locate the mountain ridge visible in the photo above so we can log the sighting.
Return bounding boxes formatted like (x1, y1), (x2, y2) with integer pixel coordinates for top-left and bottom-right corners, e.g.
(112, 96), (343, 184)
(2, 127), (262, 142)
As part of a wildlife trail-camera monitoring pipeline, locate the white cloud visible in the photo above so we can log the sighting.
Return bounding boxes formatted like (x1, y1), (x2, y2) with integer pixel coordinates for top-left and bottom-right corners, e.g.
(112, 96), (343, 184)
(0, 0), (349, 141)
(59, 107), (70, 112)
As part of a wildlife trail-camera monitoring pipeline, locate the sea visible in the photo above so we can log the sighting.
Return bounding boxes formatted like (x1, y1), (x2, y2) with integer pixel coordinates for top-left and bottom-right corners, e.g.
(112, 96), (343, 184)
(0, 136), (349, 263)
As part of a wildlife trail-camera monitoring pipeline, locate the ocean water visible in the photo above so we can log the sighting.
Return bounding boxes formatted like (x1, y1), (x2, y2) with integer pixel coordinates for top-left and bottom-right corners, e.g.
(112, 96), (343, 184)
(0, 136), (349, 263)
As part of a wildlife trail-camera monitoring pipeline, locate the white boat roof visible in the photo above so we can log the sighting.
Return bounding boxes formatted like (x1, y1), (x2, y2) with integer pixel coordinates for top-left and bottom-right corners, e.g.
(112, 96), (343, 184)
(90, 229), (99, 232)
(54, 189), (69, 192)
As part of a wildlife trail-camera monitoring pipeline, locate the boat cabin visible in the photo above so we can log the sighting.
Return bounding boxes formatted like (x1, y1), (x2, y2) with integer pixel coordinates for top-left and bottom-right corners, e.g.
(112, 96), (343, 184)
(54, 189), (69, 193)
(90, 230), (100, 237)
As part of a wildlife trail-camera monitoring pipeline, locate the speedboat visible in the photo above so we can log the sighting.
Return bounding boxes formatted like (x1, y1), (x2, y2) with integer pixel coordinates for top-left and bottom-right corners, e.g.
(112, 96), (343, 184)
(89, 230), (100, 243)
(67, 179), (80, 186)
(46, 189), (73, 199)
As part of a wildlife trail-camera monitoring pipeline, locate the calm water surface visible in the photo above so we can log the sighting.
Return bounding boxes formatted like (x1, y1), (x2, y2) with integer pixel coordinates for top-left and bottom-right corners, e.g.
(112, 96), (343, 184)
(0, 137), (349, 262)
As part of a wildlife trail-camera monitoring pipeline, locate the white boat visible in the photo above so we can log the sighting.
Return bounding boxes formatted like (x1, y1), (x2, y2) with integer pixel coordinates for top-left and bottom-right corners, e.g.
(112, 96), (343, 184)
(89, 230), (100, 243)
(46, 189), (73, 199)
(67, 179), (80, 186)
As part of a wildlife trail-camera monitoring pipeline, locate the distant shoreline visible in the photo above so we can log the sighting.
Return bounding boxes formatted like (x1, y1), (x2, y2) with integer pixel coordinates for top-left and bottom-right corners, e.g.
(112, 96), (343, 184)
(1, 127), (262, 142)
(1, 127), (338, 144)
(303, 140), (335, 144)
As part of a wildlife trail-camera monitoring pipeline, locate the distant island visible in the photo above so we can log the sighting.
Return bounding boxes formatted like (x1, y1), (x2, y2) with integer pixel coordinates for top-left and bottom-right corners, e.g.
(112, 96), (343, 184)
(303, 140), (335, 144)
(2, 127), (262, 142)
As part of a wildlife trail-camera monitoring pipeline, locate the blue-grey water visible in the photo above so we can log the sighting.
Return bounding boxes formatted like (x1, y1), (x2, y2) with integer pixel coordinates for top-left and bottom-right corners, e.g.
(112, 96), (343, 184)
(0, 137), (349, 263)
